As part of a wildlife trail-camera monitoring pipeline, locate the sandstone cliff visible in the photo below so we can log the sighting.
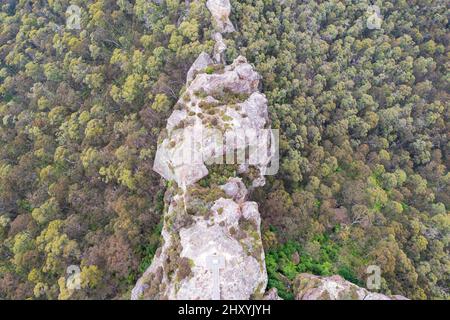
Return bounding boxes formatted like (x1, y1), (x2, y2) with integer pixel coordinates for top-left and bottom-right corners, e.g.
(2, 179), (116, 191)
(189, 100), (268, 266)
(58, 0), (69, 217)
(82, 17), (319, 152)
(131, 51), (273, 300)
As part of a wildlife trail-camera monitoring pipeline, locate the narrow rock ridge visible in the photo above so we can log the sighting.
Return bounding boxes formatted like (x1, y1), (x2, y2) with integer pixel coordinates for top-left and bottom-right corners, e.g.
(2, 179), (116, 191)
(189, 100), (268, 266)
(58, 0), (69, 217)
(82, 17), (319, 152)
(131, 51), (273, 299)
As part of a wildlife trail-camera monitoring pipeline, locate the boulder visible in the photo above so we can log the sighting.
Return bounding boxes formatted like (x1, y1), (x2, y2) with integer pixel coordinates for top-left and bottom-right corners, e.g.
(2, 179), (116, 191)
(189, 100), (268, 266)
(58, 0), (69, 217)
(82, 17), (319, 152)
(293, 273), (409, 300)
(206, 0), (235, 33)
(186, 51), (214, 84)
(152, 53), (274, 188)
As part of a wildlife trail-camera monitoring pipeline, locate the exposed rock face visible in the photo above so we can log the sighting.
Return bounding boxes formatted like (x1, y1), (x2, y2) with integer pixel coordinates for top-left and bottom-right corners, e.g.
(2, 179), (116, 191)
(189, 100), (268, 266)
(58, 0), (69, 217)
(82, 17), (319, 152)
(293, 274), (409, 300)
(131, 178), (268, 300)
(206, 0), (235, 33)
(133, 0), (411, 300)
(132, 51), (273, 300)
(186, 52), (214, 84)
(152, 54), (275, 188)
(263, 288), (283, 300)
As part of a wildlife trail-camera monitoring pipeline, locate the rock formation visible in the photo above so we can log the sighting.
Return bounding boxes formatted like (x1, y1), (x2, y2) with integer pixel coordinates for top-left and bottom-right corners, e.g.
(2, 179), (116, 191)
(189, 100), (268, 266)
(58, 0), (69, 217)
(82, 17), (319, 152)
(131, 177), (268, 299)
(206, 0), (235, 33)
(212, 32), (227, 64)
(152, 53), (275, 189)
(131, 48), (275, 299)
(293, 274), (409, 300)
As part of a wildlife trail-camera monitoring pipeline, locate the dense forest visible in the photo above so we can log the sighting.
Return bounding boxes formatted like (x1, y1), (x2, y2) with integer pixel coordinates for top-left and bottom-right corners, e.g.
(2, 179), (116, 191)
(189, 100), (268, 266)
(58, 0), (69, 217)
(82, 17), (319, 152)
(0, 0), (448, 300)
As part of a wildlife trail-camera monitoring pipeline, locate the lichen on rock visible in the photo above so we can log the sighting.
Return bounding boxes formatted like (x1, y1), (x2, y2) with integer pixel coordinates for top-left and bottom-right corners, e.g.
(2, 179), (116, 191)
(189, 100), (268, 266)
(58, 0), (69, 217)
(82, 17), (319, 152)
(131, 178), (268, 299)
(152, 52), (275, 188)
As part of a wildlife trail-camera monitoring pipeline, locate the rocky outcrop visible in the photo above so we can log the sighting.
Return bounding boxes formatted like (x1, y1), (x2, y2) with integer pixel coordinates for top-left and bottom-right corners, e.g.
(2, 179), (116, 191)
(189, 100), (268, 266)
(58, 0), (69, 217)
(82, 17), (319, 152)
(206, 0), (235, 33)
(293, 274), (409, 300)
(152, 54), (275, 188)
(131, 49), (274, 299)
(213, 32), (227, 64)
(263, 288), (283, 300)
(132, 0), (411, 301)
(132, 0), (406, 300)
(131, 0), (277, 300)
(131, 179), (268, 300)
(186, 52), (213, 84)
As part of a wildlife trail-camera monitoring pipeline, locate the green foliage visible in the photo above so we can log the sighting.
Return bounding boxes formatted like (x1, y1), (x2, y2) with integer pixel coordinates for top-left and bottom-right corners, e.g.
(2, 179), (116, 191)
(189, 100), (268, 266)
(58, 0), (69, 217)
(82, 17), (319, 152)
(197, 164), (237, 188)
(337, 266), (363, 287)
(204, 66), (215, 74)
(151, 94), (171, 113)
(138, 223), (163, 274)
(266, 236), (343, 299)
